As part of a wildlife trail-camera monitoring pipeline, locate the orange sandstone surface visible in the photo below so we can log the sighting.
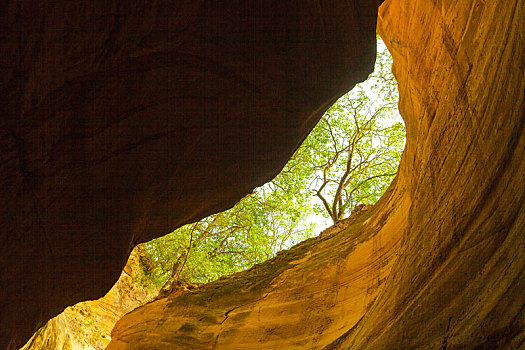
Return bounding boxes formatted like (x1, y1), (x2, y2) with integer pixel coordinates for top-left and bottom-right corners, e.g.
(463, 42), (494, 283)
(108, 0), (525, 348)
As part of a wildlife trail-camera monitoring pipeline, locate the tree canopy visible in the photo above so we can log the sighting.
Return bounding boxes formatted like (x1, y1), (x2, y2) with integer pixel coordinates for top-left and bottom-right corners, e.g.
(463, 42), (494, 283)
(304, 41), (404, 223)
(143, 37), (405, 286)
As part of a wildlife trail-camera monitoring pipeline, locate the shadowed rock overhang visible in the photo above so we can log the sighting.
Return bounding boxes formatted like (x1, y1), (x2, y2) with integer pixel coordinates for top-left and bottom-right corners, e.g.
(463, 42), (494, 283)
(109, 0), (525, 348)
(1, 0), (383, 348)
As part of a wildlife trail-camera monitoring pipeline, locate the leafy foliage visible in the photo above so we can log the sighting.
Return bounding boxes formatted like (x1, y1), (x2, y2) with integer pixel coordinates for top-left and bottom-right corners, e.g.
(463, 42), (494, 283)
(303, 40), (405, 223)
(145, 182), (315, 285)
(144, 37), (405, 286)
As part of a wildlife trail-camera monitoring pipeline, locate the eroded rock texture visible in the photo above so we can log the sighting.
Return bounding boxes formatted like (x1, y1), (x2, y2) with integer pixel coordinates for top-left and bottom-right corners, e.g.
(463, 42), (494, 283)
(0, 0), (381, 348)
(20, 245), (158, 350)
(109, 186), (409, 349)
(108, 0), (525, 348)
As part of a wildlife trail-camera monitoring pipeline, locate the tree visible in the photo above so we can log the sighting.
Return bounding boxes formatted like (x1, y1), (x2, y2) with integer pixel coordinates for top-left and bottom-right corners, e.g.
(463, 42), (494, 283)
(284, 38), (405, 224)
(144, 37), (405, 285)
(144, 177), (316, 285)
(311, 109), (404, 224)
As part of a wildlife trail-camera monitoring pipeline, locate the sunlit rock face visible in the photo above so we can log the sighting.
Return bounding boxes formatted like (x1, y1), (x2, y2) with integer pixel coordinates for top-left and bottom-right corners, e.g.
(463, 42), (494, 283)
(108, 0), (525, 348)
(0, 0), (381, 348)
(20, 245), (157, 350)
(346, 0), (525, 348)
(108, 187), (409, 349)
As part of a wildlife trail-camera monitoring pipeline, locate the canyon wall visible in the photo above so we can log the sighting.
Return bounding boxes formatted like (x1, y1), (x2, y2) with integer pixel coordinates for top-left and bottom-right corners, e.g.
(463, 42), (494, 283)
(0, 0), (381, 347)
(20, 245), (158, 350)
(108, 0), (525, 348)
(346, 0), (525, 347)
(108, 179), (410, 349)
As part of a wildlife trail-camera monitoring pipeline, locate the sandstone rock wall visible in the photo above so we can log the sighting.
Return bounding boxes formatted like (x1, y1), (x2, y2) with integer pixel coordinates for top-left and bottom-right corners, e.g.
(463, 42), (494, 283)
(0, 1), (381, 347)
(108, 184), (410, 349)
(108, 0), (525, 348)
(20, 246), (158, 350)
(346, 0), (525, 347)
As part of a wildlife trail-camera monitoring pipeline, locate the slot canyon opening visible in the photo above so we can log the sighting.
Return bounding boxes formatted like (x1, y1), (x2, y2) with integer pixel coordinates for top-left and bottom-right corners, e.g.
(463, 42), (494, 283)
(5, 0), (523, 348)
(141, 37), (405, 286)
(21, 37), (406, 349)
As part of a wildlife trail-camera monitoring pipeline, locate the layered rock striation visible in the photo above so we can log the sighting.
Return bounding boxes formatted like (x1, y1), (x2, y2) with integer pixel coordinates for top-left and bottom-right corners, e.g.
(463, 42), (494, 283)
(108, 0), (525, 348)
(109, 184), (409, 349)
